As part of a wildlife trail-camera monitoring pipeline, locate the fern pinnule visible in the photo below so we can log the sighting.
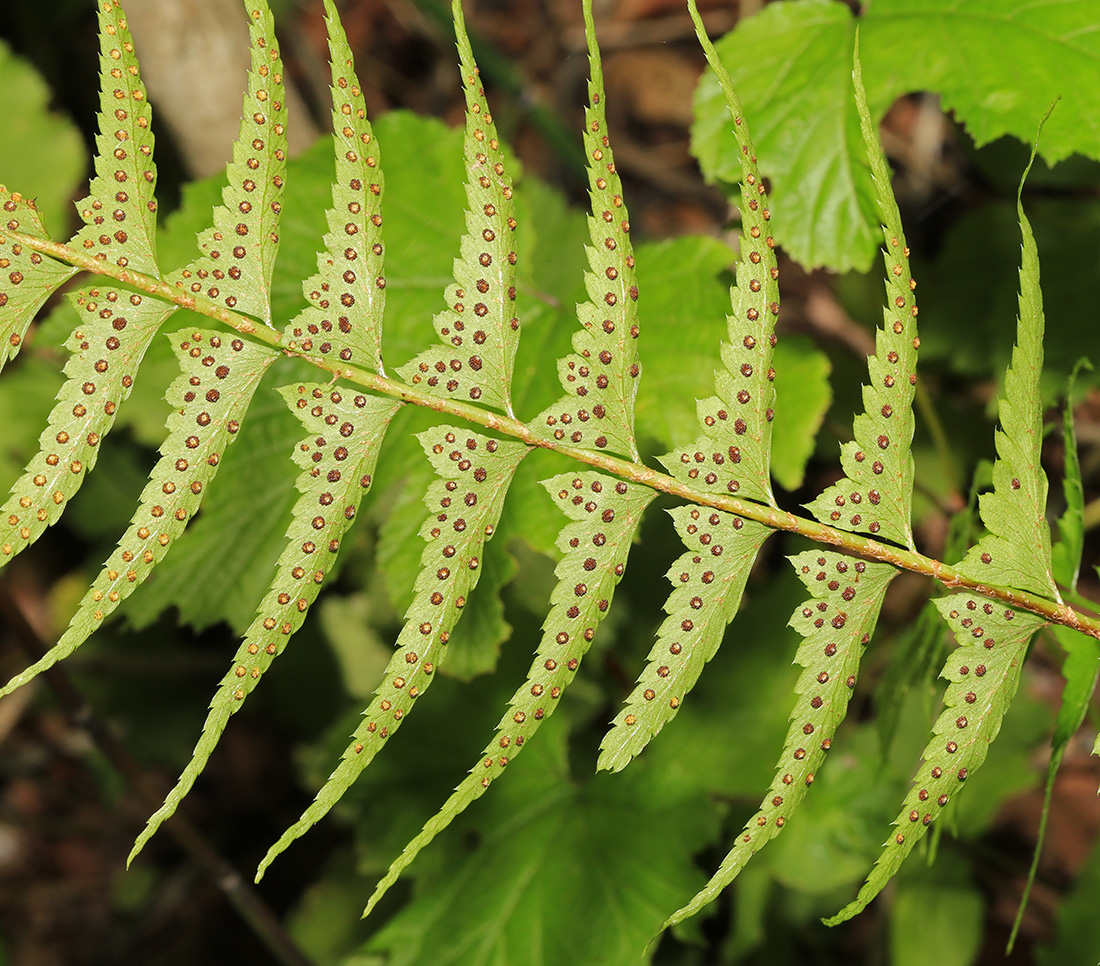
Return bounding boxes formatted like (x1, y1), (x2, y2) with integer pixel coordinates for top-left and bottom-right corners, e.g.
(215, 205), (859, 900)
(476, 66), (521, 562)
(598, 510), (770, 771)
(0, 189), (78, 372)
(0, 288), (174, 572)
(130, 383), (399, 862)
(664, 551), (896, 930)
(170, 0), (286, 327)
(257, 428), (527, 879)
(70, 0), (160, 276)
(397, 0), (520, 415)
(363, 471), (655, 916)
(827, 598), (1045, 924)
(529, 0), (641, 462)
(804, 42), (919, 550)
(953, 130), (1058, 599)
(284, 0), (386, 375)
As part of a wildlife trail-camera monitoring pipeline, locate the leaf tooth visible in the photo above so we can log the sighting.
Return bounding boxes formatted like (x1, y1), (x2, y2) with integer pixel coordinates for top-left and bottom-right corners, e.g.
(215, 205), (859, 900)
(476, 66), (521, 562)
(68, 0), (159, 275)
(529, 0), (641, 461)
(396, 0), (519, 414)
(664, 551), (895, 931)
(285, 0), (386, 374)
(0, 288), (174, 571)
(0, 188), (78, 372)
(129, 384), (398, 863)
(171, 1), (287, 326)
(599, 507), (770, 772)
(256, 427), (526, 880)
(363, 471), (654, 916)
(826, 597), (1044, 925)
(804, 44), (918, 549)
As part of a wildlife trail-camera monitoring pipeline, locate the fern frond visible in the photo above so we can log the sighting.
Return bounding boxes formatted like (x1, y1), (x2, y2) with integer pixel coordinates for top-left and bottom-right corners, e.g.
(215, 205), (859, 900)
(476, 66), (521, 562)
(363, 471), (655, 915)
(954, 131), (1058, 598)
(284, 0), (386, 374)
(397, 0), (519, 414)
(0, 288), (174, 568)
(599, 509), (771, 771)
(69, 0), (159, 275)
(804, 41), (918, 549)
(257, 428), (526, 878)
(170, 0), (286, 326)
(528, 0), (640, 461)
(2, 328), (275, 697)
(0, 189), (78, 371)
(826, 597), (1045, 924)
(130, 384), (399, 862)
(664, 551), (896, 929)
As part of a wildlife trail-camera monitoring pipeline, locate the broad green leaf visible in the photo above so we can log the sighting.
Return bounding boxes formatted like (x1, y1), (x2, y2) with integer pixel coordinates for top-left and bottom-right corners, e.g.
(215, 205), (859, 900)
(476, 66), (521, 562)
(130, 385), (399, 862)
(599, 507), (770, 771)
(1, 328), (275, 698)
(364, 471), (654, 916)
(284, 0), (385, 374)
(0, 40), (85, 240)
(528, 0), (641, 460)
(398, 0), (520, 414)
(257, 428), (526, 879)
(827, 596), (1044, 924)
(170, 0), (286, 326)
(805, 45), (918, 550)
(664, 551), (895, 930)
(0, 188), (78, 371)
(693, 0), (1100, 271)
(68, 0), (159, 275)
(769, 337), (831, 491)
(955, 143), (1057, 597)
(0, 287), (173, 568)
(890, 855), (983, 966)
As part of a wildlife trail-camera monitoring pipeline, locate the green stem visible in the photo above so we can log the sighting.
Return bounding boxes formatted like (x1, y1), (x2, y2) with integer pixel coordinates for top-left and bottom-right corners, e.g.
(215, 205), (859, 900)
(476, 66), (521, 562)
(15, 230), (1100, 641)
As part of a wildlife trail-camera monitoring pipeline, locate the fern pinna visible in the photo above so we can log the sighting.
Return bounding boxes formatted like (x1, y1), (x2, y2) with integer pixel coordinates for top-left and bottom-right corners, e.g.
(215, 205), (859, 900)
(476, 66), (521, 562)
(0, 0), (1097, 946)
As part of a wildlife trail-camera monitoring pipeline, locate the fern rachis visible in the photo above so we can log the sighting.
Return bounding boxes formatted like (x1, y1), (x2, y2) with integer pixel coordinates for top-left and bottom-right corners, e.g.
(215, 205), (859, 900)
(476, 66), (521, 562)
(0, 0), (1097, 951)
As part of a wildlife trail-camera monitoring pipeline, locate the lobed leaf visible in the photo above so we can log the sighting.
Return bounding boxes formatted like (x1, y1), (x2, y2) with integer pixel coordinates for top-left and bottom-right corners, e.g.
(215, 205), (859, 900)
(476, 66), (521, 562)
(599, 506), (770, 771)
(0, 189), (78, 371)
(284, 0), (386, 374)
(69, 0), (159, 275)
(2, 328), (276, 697)
(364, 470), (655, 915)
(664, 550), (896, 930)
(528, 0), (641, 460)
(397, 0), (520, 414)
(662, 0), (781, 507)
(955, 140), (1058, 598)
(130, 383), (399, 862)
(0, 287), (174, 568)
(170, 0), (286, 326)
(826, 595), (1045, 925)
(257, 426), (526, 878)
(804, 43), (918, 550)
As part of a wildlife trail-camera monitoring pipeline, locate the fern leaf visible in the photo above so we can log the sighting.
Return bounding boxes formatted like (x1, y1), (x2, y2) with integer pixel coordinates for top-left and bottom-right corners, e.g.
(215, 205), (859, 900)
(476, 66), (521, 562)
(170, 0), (286, 326)
(68, 0), (159, 275)
(954, 138), (1057, 598)
(0, 189), (78, 370)
(256, 427), (526, 878)
(363, 471), (655, 915)
(284, 0), (386, 374)
(1, 328), (275, 697)
(599, 508), (771, 771)
(0, 288), (174, 568)
(528, 0), (640, 460)
(657, 0), (782, 507)
(826, 596), (1045, 925)
(397, 0), (519, 414)
(804, 42), (918, 548)
(130, 384), (399, 862)
(664, 551), (896, 930)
